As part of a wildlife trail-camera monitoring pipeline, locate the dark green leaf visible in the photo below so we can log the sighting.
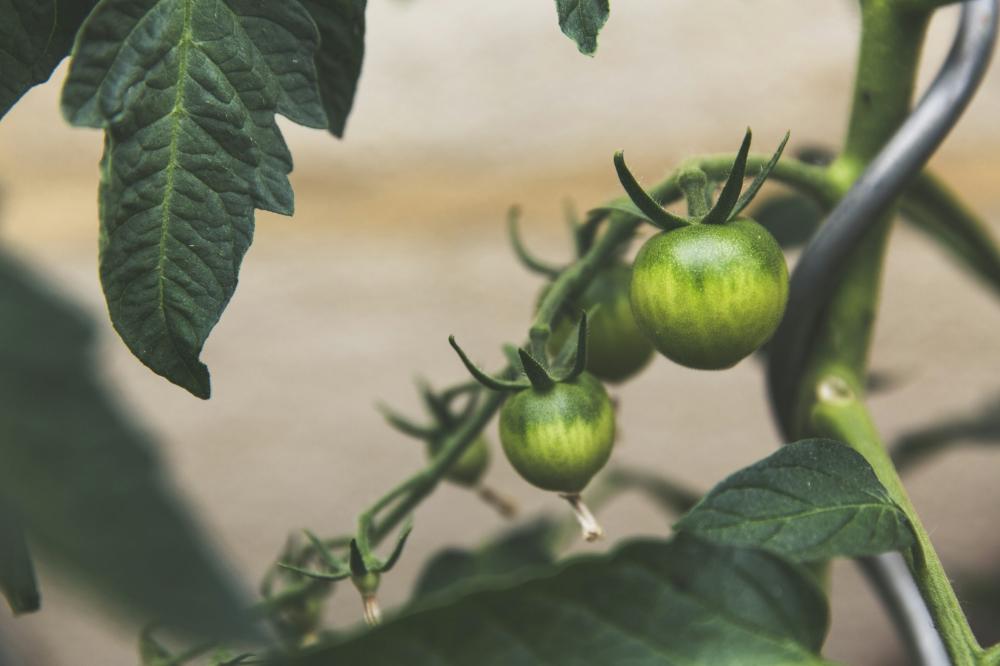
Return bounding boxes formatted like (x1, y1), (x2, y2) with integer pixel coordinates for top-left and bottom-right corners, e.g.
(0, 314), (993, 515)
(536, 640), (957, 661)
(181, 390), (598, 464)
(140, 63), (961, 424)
(0, 0), (96, 118)
(676, 439), (915, 561)
(294, 535), (830, 665)
(139, 626), (172, 665)
(555, 0), (609, 56)
(752, 193), (825, 249)
(412, 518), (557, 599)
(0, 502), (39, 615)
(61, 0), (328, 398)
(300, 0), (367, 137)
(0, 250), (255, 640)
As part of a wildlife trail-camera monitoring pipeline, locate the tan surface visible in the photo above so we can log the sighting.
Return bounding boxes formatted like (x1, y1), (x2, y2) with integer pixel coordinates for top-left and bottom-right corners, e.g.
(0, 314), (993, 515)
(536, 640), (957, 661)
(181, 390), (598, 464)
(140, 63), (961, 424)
(1, 2), (999, 664)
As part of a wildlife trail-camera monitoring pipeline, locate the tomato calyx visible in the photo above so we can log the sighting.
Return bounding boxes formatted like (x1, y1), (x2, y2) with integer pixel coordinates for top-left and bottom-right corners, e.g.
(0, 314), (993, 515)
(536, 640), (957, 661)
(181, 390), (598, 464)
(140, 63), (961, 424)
(273, 522), (413, 627)
(449, 311), (590, 394)
(614, 127), (790, 232)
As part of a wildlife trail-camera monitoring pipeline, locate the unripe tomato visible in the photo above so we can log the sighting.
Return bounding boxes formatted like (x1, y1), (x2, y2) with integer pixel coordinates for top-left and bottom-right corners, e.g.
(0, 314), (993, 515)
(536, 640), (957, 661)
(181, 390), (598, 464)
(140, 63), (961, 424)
(498, 372), (615, 493)
(630, 218), (788, 370)
(546, 263), (654, 383)
(432, 435), (490, 487)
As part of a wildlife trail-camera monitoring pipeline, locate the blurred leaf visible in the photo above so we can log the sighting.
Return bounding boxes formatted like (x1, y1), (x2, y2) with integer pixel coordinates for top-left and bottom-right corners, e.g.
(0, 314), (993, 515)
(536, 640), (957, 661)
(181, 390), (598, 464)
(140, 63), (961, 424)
(752, 192), (825, 249)
(293, 534), (831, 665)
(61, 0), (328, 397)
(0, 0), (96, 118)
(892, 391), (1000, 473)
(0, 251), (255, 640)
(676, 439), (914, 561)
(0, 502), (39, 615)
(301, 0), (367, 137)
(139, 626), (172, 665)
(412, 518), (557, 599)
(555, 0), (609, 56)
(900, 171), (1000, 298)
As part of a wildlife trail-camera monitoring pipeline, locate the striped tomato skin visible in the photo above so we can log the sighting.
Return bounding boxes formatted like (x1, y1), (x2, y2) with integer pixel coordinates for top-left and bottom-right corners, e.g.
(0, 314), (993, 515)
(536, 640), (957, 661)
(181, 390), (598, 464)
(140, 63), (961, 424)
(630, 219), (788, 370)
(499, 373), (615, 493)
(546, 262), (654, 383)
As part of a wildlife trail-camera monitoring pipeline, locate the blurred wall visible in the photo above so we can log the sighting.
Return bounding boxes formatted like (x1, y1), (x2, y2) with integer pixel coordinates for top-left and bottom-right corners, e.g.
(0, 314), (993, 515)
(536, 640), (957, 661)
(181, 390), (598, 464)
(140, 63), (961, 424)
(0, 2), (999, 664)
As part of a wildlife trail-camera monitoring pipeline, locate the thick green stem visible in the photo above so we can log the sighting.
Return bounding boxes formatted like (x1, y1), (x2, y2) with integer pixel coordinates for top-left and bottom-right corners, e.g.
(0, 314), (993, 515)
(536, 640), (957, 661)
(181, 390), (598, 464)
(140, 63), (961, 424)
(809, 374), (980, 663)
(790, 2), (982, 663)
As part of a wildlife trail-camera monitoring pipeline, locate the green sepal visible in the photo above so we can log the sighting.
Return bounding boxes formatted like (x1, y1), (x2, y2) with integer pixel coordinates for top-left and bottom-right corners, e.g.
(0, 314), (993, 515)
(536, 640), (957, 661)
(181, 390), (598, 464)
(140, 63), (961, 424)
(449, 336), (529, 392)
(416, 377), (453, 427)
(587, 200), (656, 223)
(304, 530), (349, 574)
(376, 402), (438, 440)
(702, 128), (752, 225)
(517, 349), (556, 391)
(348, 539), (369, 578)
(502, 344), (525, 374)
(555, 311), (589, 382)
(507, 206), (562, 278)
(613, 152), (690, 231)
(275, 562), (350, 582)
(380, 517), (414, 573)
(732, 131), (791, 219)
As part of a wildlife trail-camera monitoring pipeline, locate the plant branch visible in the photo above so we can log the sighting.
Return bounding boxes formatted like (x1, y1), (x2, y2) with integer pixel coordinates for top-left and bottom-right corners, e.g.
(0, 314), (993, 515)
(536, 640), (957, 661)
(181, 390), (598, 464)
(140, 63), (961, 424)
(768, 1), (998, 663)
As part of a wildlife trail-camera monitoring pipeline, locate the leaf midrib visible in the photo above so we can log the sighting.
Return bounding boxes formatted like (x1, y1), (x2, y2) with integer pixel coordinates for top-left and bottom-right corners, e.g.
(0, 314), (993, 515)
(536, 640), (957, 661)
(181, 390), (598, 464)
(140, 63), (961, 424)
(153, 0), (200, 387)
(694, 499), (897, 528)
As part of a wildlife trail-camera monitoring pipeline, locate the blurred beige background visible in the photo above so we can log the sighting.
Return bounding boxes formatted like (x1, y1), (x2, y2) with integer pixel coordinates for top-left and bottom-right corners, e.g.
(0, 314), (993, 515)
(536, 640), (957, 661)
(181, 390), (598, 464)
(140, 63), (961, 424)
(1, 1), (999, 664)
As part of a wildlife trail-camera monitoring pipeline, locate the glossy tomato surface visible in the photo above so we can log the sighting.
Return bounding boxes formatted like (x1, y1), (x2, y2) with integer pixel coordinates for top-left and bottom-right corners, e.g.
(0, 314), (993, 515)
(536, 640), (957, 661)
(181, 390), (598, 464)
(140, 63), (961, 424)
(630, 218), (788, 370)
(498, 373), (614, 494)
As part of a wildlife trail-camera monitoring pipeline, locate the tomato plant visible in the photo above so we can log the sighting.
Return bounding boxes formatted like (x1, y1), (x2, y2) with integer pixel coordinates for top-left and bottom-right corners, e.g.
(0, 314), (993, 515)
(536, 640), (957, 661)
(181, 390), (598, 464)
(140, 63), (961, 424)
(1, 1), (1000, 666)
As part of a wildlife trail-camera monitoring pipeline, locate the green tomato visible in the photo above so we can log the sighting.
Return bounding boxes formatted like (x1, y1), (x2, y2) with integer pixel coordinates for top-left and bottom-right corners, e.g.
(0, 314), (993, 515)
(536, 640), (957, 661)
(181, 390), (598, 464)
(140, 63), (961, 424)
(630, 218), (788, 370)
(430, 435), (490, 487)
(546, 263), (655, 383)
(498, 373), (615, 494)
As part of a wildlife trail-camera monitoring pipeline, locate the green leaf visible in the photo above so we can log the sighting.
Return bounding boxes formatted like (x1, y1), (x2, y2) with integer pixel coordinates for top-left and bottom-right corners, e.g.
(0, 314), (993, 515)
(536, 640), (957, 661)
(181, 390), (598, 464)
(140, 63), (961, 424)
(0, 502), (39, 615)
(61, 0), (328, 398)
(676, 439), (915, 561)
(293, 535), (831, 665)
(0, 0), (96, 118)
(412, 518), (557, 599)
(555, 0), (609, 56)
(0, 250), (255, 640)
(300, 0), (366, 137)
(139, 626), (172, 665)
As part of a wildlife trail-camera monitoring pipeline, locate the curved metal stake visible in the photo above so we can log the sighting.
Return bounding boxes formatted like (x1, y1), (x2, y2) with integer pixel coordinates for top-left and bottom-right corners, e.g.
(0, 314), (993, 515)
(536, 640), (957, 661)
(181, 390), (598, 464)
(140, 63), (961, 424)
(766, 2), (998, 665)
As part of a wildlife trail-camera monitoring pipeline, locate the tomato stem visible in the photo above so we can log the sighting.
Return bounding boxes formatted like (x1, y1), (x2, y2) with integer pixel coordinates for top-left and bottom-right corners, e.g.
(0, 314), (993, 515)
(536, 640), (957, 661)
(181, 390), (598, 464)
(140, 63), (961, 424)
(784, 1), (984, 663)
(677, 167), (710, 217)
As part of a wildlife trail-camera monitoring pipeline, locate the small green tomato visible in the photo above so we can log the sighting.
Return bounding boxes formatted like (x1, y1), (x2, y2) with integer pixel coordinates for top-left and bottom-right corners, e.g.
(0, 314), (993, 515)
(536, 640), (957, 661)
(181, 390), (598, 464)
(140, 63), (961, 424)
(546, 263), (655, 383)
(630, 218), (788, 370)
(498, 372), (615, 495)
(431, 435), (490, 488)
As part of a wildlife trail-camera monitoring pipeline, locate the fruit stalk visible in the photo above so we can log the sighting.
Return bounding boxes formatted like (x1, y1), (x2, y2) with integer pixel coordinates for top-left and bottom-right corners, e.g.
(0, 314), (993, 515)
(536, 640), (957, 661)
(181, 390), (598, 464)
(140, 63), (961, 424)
(560, 493), (603, 542)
